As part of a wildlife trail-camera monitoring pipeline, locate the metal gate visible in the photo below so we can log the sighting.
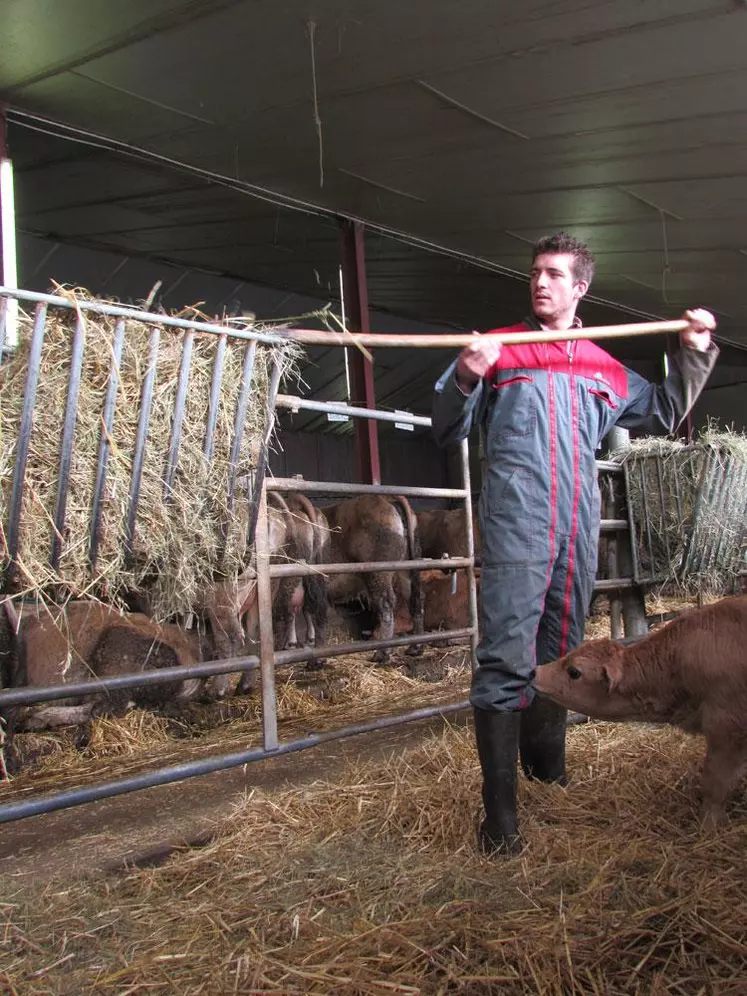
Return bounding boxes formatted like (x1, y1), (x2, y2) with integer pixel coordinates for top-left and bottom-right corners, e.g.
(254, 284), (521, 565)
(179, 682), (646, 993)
(0, 286), (643, 824)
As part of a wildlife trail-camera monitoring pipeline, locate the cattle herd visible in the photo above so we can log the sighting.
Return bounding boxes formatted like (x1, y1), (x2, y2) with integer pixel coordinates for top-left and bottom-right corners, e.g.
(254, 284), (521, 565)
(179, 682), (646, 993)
(0, 497), (477, 770)
(3, 490), (747, 831)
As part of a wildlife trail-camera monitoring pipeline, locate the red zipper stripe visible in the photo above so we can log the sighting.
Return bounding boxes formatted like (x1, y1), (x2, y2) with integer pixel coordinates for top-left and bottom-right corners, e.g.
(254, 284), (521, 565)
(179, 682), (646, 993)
(559, 348), (581, 657)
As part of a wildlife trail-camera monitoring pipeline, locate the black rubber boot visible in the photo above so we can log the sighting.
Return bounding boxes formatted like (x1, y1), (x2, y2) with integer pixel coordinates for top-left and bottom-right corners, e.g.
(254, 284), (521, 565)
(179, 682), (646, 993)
(519, 693), (568, 785)
(473, 707), (522, 856)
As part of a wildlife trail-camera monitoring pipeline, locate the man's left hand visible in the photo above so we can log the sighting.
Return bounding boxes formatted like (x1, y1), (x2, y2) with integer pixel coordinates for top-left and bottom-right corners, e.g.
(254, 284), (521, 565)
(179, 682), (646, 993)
(680, 308), (716, 352)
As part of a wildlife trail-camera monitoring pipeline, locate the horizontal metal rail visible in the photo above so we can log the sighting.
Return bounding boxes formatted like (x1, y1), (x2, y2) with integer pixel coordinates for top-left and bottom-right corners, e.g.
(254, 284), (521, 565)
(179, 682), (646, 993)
(269, 557), (472, 579)
(0, 699), (472, 825)
(267, 478), (468, 499)
(275, 394), (431, 427)
(0, 286), (288, 346)
(599, 519), (628, 532)
(593, 577), (638, 591)
(0, 627), (475, 708)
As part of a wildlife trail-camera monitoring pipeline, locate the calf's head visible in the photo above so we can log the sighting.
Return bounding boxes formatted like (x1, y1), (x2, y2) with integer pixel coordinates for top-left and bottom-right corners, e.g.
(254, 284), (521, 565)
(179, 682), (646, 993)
(532, 639), (633, 720)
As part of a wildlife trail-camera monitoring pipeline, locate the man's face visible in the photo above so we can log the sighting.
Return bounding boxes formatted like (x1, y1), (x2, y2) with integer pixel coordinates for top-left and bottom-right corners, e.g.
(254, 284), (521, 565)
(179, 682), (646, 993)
(529, 252), (588, 323)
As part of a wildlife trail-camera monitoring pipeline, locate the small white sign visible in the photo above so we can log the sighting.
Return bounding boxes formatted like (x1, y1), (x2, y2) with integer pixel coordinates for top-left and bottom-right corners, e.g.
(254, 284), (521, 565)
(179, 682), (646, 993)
(394, 409), (414, 432)
(327, 402), (350, 423)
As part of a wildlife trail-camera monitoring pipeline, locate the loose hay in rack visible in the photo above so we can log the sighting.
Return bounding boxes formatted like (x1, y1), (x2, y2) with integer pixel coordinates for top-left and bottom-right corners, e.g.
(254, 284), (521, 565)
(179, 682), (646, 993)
(0, 290), (304, 618)
(617, 426), (747, 595)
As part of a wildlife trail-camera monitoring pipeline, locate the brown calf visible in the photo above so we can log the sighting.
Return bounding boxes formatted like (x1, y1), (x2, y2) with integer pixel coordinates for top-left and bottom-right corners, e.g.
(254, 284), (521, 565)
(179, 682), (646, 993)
(533, 595), (747, 827)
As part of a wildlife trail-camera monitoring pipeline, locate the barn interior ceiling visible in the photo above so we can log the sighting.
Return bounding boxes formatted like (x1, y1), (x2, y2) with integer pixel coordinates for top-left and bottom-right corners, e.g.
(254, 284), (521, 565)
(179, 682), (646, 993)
(3, 0), (747, 426)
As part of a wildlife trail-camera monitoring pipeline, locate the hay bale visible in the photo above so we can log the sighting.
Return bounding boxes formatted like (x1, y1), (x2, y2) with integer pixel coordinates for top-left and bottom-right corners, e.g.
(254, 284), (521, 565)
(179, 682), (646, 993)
(619, 426), (747, 596)
(0, 290), (301, 618)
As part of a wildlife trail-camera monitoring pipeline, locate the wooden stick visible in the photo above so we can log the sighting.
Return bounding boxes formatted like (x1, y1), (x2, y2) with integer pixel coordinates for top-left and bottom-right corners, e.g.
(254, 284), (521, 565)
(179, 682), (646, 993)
(278, 319), (689, 350)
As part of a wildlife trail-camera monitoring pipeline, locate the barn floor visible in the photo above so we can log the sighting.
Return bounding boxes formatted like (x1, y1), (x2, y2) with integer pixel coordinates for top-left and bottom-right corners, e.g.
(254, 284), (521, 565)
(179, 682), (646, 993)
(3, 719), (747, 995)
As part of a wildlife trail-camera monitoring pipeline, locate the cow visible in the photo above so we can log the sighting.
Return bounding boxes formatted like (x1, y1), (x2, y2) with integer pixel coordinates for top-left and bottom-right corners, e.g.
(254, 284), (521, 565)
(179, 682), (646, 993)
(0, 599), (203, 773)
(416, 507), (481, 566)
(322, 495), (424, 662)
(532, 595), (747, 828)
(197, 492), (330, 696)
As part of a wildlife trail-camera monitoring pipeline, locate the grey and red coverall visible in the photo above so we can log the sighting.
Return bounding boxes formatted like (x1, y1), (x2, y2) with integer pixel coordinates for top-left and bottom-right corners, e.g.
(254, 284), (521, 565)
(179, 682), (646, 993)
(432, 316), (718, 713)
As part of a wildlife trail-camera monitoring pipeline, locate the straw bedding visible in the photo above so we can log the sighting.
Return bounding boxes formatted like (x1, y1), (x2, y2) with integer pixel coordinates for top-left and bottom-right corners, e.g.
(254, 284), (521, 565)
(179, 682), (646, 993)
(0, 292), (300, 619)
(3, 719), (747, 994)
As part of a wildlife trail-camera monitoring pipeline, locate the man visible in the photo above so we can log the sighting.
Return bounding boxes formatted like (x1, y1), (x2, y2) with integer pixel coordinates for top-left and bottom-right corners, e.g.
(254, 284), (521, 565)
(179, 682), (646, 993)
(431, 232), (718, 855)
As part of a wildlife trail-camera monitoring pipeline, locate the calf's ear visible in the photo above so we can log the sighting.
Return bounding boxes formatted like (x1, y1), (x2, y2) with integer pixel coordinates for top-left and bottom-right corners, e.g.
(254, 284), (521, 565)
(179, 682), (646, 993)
(602, 658), (623, 692)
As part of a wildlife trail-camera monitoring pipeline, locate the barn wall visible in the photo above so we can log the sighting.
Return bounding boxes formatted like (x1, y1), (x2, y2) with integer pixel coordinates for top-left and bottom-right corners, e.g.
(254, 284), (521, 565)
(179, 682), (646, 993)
(270, 429), (450, 494)
(691, 384), (747, 434)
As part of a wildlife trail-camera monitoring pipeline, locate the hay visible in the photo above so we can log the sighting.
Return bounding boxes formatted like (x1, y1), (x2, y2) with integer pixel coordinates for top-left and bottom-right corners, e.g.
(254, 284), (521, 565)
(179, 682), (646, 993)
(3, 721), (747, 994)
(618, 426), (747, 596)
(0, 646), (473, 795)
(0, 289), (302, 618)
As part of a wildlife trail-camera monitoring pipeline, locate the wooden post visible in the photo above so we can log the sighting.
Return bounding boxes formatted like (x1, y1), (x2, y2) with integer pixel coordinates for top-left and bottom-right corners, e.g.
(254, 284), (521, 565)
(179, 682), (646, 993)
(338, 218), (380, 485)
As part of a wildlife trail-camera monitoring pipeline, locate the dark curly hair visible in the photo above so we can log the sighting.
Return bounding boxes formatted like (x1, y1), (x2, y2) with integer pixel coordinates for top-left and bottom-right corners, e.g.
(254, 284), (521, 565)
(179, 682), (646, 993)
(532, 232), (595, 287)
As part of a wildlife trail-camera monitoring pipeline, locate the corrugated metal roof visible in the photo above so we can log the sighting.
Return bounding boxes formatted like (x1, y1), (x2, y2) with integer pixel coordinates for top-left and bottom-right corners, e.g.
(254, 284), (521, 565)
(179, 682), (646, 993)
(3, 0), (747, 417)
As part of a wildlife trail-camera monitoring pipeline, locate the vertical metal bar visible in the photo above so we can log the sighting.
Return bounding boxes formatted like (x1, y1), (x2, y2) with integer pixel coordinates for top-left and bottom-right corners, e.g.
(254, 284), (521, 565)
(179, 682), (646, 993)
(459, 437), (479, 671)
(124, 326), (160, 560)
(603, 475), (623, 640)
(339, 217), (380, 485)
(89, 319), (126, 570)
(202, 331), (227, 465)
(622, 462), (643, 584)
(50, 314), (86, 570)
(226, 339), (257, 511)
(654, 453), (671, 571)
(5, 303), (47, 578)
(0, 293), (7, 359)
(638, 464), (655, 583)
(247, 357), (283, 549)
(163, 330), (194, 501)
(255, 480), (278, 751)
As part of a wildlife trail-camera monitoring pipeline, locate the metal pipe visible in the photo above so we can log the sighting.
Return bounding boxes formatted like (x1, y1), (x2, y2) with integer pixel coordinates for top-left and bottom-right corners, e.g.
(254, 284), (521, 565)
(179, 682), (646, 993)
(255, 482), (279, 750)
(51, 314), (85, 570)
(275, 393), (431, 428)
(0, 655), (262, 708)
(268, 557), (473, 579)
(5, 304), (47, 575)
(124, 326), (160, 560)
(0, 698), (472, 825)
(202, 332), (227, 465)
(247, 357), (283, 550)
(592, 577), (637, 591)
(460, 437), (479, 670)
(0, 286), (288, 346)
(267, 478), (468, 500)
(599, 519), (629, 532)
(0, 625), (476, 709)
(163, 330), (194, 500)
(88, 318), (126, 569)
(226, 340), (257, 510)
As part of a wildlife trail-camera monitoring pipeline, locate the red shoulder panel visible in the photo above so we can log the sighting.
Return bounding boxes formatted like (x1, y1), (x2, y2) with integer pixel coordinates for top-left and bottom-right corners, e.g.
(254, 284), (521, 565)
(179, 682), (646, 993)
(481, 323), (629, 399)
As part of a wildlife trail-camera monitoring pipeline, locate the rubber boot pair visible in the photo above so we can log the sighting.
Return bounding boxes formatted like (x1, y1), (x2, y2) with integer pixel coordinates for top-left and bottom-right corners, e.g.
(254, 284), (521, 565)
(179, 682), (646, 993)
(473, 695), (568, 856)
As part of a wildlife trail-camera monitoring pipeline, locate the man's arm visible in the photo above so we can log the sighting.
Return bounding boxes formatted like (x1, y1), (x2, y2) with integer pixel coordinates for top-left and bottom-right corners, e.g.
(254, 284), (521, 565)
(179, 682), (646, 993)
(616, 309), (719, 435)
(431, 335), (502, 447)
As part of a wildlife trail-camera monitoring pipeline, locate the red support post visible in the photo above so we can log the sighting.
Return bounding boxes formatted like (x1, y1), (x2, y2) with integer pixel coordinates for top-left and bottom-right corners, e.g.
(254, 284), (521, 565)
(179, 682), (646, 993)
(338, 218), (381, 485)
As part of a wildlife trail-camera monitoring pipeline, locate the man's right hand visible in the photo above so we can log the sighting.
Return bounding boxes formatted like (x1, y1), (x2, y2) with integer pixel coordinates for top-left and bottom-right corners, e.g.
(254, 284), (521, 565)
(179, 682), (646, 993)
(455, 334), (502, 393)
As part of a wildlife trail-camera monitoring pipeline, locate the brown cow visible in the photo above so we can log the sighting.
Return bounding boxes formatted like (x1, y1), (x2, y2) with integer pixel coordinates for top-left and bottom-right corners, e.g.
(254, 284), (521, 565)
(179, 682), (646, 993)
(0, 600), (202, 772)
(323, 495), (424, 662)
(532, 595), (747, 827)
(417, 507), (481, 565)
(198, 492), (330, 696)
